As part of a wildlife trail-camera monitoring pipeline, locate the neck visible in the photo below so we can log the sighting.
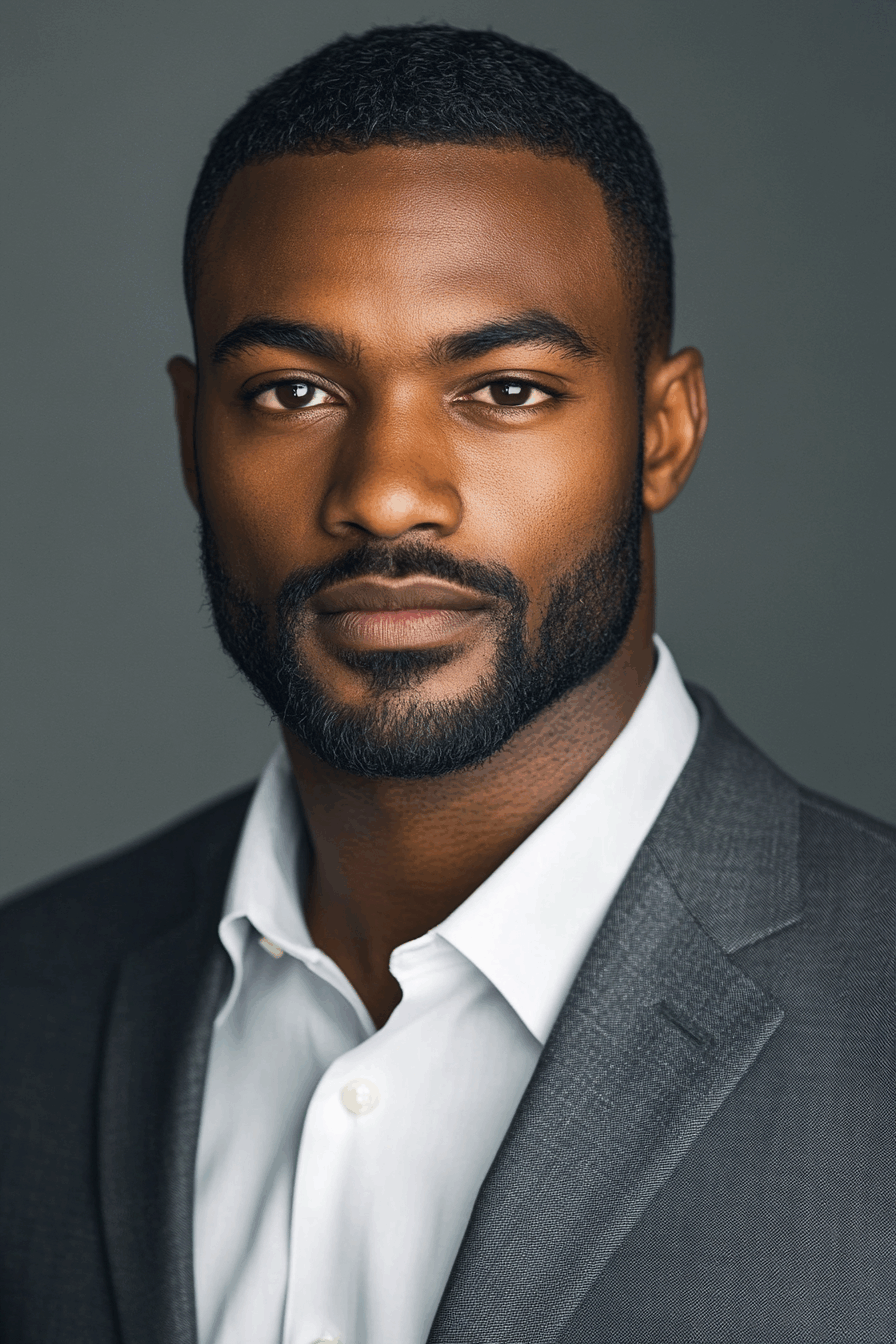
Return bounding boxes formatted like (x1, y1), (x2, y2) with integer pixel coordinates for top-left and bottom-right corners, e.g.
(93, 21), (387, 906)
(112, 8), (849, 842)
(283, 596), (655, 1016)
(285, 578), (655, 1027)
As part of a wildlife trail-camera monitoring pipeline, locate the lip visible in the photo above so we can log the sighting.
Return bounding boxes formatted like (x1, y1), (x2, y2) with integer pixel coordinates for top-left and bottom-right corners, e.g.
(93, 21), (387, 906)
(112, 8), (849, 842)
(313, 577), (491, 614)
(312, 577), (492, 652)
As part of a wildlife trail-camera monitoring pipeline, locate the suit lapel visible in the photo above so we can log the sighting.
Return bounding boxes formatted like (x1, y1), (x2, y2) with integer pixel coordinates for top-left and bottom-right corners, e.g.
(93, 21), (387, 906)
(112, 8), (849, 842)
(428, 689), (801, 1344)
(97, 823), (237, 1344)
(428, 846), (783, 1343)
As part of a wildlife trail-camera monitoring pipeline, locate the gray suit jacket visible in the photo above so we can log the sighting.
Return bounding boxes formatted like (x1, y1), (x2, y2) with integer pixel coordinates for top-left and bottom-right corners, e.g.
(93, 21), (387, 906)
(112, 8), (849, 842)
(1, 687), (893, 1343)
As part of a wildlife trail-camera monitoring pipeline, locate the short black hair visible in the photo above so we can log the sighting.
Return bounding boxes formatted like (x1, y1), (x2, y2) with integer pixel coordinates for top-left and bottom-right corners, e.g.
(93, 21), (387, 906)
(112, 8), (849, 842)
(184, 24), (673, 362)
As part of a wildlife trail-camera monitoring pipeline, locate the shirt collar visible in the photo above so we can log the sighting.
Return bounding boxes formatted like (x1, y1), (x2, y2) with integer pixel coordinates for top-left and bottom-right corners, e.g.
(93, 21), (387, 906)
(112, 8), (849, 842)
(216, 746), (315, 1024)
(436, 635), (697, 1042)
(218, 636), (697, 1044)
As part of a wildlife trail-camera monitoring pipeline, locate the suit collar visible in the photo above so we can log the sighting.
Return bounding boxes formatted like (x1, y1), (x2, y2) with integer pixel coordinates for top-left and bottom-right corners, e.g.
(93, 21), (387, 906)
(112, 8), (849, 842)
(428, 689), (801, 1343)
(654, 684), (803, 951)
(98, 808), (242, 1344)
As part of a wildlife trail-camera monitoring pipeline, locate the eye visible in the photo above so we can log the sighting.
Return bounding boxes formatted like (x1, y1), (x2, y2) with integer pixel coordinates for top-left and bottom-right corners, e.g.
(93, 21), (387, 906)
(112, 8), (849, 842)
(468, 380), (553, 408)
(252, 380), (335, 411)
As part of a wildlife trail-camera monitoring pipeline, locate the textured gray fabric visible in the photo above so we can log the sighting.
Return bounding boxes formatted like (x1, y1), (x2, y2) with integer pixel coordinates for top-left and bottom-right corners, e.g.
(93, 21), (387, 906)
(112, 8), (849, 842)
(99, 927), (230, 1344)
(0, 790), (250, 1344)
(649, 687), (803, 953)
(0, 688), (893, 1343)
(554, 790), (896, 1342)
(426, 845), (784, 1342)
(428, 690), (896, 1342)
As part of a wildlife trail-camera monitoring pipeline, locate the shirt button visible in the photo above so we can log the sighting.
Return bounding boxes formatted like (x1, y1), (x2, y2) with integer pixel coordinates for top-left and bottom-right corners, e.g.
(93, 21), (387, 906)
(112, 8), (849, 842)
(341, 1078), (380, 1115)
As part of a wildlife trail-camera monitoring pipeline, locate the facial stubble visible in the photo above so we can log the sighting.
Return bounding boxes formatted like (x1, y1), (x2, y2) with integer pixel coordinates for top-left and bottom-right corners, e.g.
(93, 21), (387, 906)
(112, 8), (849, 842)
(200, 488), (642, 779)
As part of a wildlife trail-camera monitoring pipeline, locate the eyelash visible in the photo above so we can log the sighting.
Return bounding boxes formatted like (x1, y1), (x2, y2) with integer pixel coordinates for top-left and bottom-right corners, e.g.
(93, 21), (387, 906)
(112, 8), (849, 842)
(238, 379), (335, 406)
(241, 376), (565, 411)
(463, 378), (564, 409)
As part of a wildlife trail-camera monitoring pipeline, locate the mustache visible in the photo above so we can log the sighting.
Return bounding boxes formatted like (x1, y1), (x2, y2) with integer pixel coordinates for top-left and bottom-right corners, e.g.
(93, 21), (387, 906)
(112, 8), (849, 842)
(275, 540), (528, 616)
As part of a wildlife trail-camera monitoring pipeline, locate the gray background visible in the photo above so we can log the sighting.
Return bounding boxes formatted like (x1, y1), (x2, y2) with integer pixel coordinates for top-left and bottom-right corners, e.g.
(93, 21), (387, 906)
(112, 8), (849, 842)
(2, 0), (894, 899)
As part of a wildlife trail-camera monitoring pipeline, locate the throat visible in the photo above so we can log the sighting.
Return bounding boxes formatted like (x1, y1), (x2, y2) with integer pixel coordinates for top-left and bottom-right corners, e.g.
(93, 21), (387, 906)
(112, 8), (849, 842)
(288, 658), (647, 1026)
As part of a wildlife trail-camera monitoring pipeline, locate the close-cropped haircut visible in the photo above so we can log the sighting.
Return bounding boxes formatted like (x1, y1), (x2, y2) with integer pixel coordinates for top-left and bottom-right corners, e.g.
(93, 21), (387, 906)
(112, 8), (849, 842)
(184, 24), (673, 364)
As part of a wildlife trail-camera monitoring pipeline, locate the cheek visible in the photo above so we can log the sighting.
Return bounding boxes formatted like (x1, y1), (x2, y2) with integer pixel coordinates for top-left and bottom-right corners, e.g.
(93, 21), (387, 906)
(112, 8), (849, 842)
(458, 399), (640, 606)
(194, 370), (641, 612)
(194, 405), (328, 594)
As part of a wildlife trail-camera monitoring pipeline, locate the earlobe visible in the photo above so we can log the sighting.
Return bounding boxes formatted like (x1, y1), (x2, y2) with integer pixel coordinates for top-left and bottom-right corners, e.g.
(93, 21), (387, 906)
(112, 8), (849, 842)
(641, 347), (708, 514)
(167, 355), (200, 511)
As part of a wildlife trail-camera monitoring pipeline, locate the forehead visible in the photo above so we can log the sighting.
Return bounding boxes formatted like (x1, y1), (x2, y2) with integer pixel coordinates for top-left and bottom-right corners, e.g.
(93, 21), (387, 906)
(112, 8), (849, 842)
(194, 143), (628, 353)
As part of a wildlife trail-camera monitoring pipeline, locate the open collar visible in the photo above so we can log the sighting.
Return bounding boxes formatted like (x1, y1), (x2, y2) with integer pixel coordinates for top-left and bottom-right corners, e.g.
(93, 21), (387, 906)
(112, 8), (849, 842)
(217, 635), (698, 1047)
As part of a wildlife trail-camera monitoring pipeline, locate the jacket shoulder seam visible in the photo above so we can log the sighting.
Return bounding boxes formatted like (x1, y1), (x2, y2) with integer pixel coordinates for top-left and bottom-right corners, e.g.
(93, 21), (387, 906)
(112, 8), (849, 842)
(798, 792), (896, 849)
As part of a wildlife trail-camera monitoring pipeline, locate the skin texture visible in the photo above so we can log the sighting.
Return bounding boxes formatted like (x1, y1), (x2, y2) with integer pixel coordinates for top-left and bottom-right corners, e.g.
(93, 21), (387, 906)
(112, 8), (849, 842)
(169, 144), (707, 1025)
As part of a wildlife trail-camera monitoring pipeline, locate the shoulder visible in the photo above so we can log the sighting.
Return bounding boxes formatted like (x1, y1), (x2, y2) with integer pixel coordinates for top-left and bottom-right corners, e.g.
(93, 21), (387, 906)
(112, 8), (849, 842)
(0, 786), (255, 978)
(797, 781), (896, 850)
(688, 681), (895, 847)
(677, 684), (894, 938)
(795, 783), (896, 927)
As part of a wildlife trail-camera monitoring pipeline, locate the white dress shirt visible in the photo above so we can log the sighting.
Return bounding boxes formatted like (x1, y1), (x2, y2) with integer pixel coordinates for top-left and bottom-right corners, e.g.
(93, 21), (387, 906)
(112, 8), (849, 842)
(194, 636), (699, 1344)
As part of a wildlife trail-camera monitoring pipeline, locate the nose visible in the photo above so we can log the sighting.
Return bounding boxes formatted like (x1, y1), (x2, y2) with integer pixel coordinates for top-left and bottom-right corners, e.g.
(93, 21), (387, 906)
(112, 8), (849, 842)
(319, 397), (463, 541)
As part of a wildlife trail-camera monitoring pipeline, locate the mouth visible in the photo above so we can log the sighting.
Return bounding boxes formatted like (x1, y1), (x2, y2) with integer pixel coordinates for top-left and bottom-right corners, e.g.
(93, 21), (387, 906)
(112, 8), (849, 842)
(311, 577), (492, 652)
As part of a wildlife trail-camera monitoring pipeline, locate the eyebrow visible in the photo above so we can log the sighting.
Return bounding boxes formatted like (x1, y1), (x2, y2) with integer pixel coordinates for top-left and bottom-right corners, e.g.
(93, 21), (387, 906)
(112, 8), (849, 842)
(212, 318), (358, 366)
(430, 310), (603, 364)
(211, 308), (601, 368)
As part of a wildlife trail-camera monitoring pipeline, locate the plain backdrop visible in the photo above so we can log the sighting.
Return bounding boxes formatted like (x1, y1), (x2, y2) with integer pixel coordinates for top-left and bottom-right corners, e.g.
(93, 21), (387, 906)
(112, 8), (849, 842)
(2, 0), (894, 899)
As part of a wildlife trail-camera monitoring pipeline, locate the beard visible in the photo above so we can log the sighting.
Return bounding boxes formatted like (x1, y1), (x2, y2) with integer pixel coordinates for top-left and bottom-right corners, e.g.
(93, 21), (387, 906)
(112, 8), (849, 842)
(200, 489), (642, 779)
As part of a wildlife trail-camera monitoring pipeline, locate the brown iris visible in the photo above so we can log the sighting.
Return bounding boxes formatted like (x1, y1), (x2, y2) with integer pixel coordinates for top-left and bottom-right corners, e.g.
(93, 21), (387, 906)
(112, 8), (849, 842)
(273, 381), (318, 408)
(489, 381), (532, 406)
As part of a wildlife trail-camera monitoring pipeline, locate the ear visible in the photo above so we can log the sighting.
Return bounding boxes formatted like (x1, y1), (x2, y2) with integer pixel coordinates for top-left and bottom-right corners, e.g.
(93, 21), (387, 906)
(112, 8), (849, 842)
(641, 347), (708, 513)
(167, 355), (200, 511)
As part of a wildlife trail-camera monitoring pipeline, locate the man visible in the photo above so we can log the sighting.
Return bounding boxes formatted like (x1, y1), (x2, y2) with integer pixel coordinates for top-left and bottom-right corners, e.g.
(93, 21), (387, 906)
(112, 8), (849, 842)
(0, 22), (892, 1344)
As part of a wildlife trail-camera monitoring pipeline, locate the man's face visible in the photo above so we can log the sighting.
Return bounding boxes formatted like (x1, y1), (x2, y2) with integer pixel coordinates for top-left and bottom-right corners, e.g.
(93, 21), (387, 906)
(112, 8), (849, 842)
(186, 144), (647, 777)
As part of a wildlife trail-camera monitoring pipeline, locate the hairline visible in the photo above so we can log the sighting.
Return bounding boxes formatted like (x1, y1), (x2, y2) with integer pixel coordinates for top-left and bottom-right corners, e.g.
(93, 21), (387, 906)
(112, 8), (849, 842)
(185, 137), (665, 375)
